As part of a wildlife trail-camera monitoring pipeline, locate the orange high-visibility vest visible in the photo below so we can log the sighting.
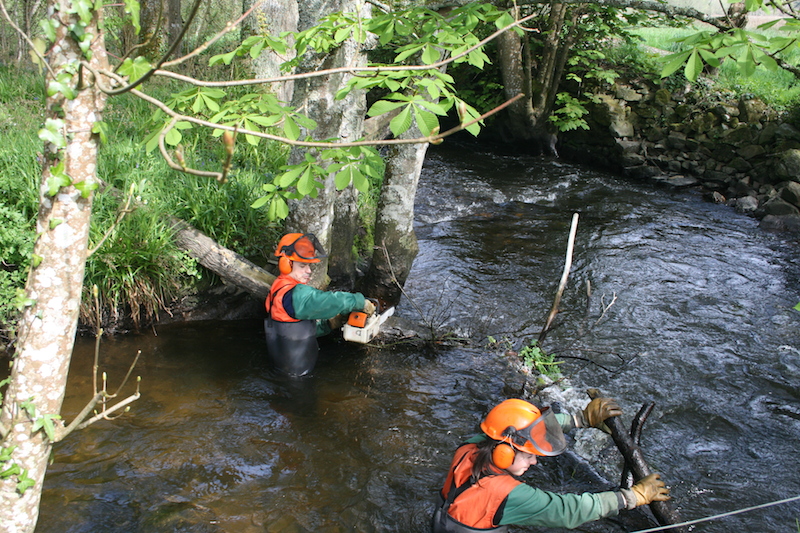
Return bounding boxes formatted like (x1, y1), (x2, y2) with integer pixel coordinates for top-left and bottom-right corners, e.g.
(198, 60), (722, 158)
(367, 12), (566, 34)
(440, 443), (522, 529)
(265, 275), (300, 322)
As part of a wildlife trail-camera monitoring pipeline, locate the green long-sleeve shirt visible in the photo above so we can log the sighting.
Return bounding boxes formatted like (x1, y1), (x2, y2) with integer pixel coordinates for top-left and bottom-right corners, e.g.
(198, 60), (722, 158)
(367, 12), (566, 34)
(290, 283), (366, 336)
(466, 413), (623, 529)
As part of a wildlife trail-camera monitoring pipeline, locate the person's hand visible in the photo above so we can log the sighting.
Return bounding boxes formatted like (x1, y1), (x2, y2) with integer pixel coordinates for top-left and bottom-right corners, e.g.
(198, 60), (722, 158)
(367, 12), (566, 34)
(583, 397), (622, 431)
(362, 299), (376, 315)
(329, 313), (347, 330)
(631, 473), (670, 506)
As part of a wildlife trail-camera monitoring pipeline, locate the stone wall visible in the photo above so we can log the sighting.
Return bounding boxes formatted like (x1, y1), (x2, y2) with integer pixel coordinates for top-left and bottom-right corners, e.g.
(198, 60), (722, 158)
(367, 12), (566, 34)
(559, 79), (800, 233)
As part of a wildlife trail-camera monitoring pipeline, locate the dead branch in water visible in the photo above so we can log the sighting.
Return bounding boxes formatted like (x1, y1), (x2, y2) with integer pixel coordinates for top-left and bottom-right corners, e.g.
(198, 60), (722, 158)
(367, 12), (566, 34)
(538, 213), (579, 344)
(587, 388), (686, 532)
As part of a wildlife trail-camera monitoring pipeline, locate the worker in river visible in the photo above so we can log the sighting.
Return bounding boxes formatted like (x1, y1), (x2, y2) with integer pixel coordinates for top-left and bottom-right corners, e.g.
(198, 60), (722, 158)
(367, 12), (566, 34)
(264, 232), (376, 377)
(432, 397), (670, 532)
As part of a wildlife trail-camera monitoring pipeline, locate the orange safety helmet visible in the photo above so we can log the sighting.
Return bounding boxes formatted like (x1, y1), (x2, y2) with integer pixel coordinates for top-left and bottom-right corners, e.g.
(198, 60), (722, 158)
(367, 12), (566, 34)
(275, 233), (327, 274)
(481, 399), (567, 467)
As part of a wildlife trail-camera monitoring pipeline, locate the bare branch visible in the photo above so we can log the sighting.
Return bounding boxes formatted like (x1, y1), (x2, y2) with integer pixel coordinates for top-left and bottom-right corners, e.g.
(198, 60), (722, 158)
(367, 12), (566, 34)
(152, 13), (539, 88)
(75, 390), (141, 431)
(55, 391), (104, 441)
(520, 0), (731, 30)
(104, 0), (206, 95)
(87, 182), (138, 258)
(539, 212), (579, 343)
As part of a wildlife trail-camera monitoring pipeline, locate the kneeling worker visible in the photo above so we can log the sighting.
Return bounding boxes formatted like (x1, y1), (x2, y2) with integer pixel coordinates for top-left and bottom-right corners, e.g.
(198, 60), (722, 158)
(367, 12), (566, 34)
(264, 233), (375, 376)
(433, 397), (670, 532)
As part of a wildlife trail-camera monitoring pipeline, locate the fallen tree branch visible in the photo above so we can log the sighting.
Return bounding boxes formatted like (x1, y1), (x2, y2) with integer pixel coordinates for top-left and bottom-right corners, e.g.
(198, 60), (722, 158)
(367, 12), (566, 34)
(621, 402), (655, 489)
(169, 217), (276, 300)
(587, 388), (686, 531)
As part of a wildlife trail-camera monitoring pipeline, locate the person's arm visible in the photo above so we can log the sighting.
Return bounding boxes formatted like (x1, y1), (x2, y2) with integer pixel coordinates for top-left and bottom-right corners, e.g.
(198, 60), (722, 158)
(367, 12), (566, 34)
(501, 484), (622, 528)
(291, 284), (366, 321)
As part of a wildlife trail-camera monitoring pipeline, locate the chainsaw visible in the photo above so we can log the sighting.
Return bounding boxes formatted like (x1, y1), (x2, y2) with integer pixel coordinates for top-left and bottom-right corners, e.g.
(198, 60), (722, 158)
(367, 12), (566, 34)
(342, 303), (395, 344)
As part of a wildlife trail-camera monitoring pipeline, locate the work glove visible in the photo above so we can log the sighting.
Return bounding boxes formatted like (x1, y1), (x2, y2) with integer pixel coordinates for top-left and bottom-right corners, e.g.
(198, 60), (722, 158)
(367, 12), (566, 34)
(328, 313), (347, 330)
(362, 299), (377, 315)
(581, 397), (622, 432)
(626, 473), (670, 508)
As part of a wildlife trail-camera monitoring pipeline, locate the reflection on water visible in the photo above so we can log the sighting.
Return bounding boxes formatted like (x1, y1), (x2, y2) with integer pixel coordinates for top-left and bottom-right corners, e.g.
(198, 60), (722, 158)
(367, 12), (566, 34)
(37, 143), (800, 532)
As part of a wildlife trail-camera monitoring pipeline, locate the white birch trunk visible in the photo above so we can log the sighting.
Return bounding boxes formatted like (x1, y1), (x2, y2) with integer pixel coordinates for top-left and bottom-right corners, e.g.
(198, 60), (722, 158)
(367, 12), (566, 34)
(0, 2), (108, 530)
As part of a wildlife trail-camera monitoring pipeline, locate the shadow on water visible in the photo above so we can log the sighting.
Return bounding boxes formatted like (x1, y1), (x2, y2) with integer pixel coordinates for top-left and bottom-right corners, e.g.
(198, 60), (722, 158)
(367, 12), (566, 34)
(35, 142), (800, 532)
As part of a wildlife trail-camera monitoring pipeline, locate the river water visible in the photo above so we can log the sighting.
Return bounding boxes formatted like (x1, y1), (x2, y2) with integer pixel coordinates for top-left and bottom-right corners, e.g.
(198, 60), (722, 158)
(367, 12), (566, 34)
(36, 143), (800, 532)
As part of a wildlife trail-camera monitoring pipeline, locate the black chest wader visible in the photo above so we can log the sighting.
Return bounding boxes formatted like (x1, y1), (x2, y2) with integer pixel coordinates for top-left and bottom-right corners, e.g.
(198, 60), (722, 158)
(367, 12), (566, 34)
(431, 484), (508, 533)
(264, 317), (318, 377)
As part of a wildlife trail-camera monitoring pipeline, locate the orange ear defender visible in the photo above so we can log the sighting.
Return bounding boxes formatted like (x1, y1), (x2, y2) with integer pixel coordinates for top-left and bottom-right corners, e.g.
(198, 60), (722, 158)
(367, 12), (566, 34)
(279, 256), (292, 275)
(492, 443), (516, 469)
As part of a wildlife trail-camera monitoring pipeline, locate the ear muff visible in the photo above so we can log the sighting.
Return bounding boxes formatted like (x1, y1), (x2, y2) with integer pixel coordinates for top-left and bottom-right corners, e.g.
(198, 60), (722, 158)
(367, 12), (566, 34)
(279, 256), (292, 275)
(492, 443), (516, 470)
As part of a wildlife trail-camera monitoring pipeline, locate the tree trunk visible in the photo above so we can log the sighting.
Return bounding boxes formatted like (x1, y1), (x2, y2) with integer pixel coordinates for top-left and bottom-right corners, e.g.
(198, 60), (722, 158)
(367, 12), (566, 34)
(496, 27), (535, 140)
(139, 0), (168, 60)
(360, 133), (426, 306)
(285, 0), (371, 289)
(361, 33), (448, 304)
(0, 2), (108, 530)
(167, 0), (183, 57)
(242, 0), (298, 104)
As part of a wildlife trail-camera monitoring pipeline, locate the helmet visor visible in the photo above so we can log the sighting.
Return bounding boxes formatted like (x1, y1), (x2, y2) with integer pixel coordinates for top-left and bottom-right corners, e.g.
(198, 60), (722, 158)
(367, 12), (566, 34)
(283, 233), (327, 261)
(509, 407), (567, 457)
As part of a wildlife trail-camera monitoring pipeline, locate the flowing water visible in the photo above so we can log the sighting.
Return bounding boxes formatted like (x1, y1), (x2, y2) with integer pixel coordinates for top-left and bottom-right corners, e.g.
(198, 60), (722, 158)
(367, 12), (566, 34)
(35, 143), (800, 532)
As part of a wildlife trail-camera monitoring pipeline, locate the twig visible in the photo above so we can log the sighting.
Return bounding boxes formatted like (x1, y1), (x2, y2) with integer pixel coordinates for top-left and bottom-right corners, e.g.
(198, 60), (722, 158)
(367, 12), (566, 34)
(538, 213), (579, 343)
(75, 390), (141, 431)
(152, 13), (540, 88)
(0, 0), (56, 78)
(379, 240), (426, 322)
(595, 292), (617, 326)
(161, 0), (265, 68)
(87, 182), (137, 258)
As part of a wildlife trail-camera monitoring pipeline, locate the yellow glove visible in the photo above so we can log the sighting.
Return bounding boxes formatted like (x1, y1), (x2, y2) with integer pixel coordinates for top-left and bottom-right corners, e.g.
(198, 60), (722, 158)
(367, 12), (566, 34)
(631, 473), (670, 506)
(328, 313), (347, 330)
(583, 397), (623, 430)
(363, 299), (376, 315)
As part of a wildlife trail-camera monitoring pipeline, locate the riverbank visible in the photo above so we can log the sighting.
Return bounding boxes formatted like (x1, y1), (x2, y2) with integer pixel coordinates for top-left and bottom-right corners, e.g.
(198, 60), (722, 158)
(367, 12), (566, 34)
(559, 77), (800, 235)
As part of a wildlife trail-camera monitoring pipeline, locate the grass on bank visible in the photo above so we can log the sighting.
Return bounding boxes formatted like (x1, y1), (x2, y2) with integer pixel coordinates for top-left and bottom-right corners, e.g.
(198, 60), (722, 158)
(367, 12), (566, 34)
(0, 66), (288, 336)
(616, 26), (800, 110)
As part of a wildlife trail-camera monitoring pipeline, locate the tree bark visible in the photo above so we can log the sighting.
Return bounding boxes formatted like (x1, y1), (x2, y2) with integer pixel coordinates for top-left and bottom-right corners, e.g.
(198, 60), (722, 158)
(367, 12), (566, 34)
(0, 2), (108, 530)
(285, 0), (372, 289)
(139, 0), (168, 61)
(242, 0), (298, 104)
(167, 0), (183, 58)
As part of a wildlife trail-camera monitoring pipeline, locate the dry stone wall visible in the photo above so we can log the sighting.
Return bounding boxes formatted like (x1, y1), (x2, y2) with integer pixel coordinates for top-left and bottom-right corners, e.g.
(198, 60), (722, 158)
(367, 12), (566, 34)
(559, 79), (800, 233)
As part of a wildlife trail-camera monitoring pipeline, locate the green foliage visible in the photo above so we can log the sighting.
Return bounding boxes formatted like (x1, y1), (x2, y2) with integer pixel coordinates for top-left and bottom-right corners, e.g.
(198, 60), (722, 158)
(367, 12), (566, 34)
(0, 67), (42, 337)
(650, 6), (800, 84)
(0, 66), (286, 332)
(549, 93), (591, 131)
(0, 444), (34, 494)
(632, 26), (800, 109)
(144, 3), (522, 220)
(518, 340), (562, 379)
